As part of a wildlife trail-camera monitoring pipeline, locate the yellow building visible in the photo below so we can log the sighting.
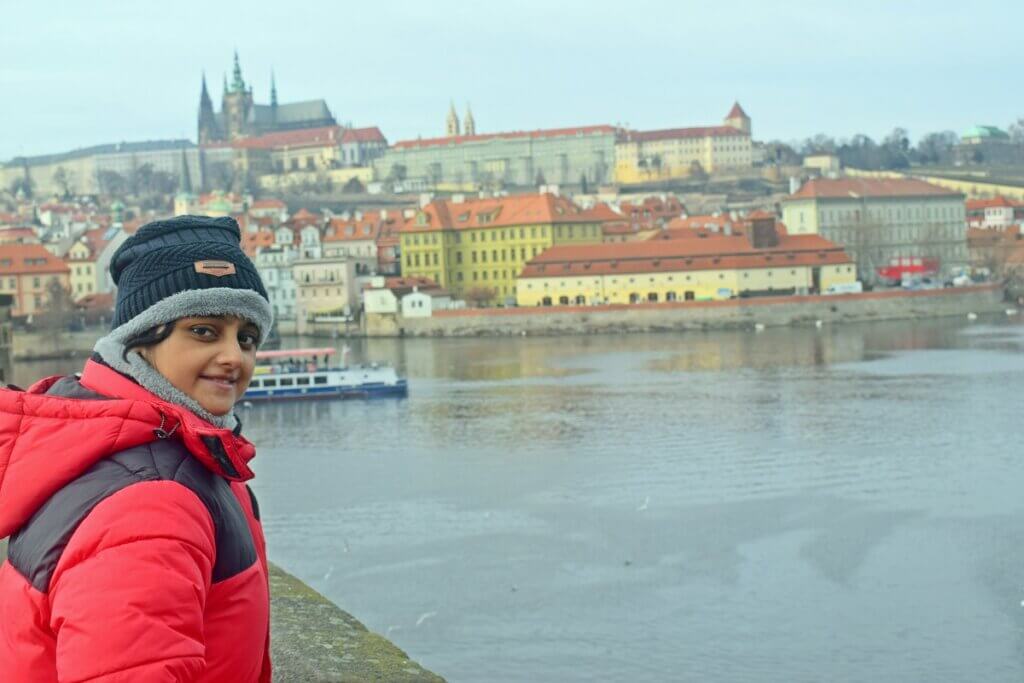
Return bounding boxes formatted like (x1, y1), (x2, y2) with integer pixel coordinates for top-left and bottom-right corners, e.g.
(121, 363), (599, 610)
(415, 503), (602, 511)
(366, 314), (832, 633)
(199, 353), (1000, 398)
(399, 192), (607, 304)
(65, 241), (97, 301)
(615, 103), (753, 184)
(516, 215), (855, 306)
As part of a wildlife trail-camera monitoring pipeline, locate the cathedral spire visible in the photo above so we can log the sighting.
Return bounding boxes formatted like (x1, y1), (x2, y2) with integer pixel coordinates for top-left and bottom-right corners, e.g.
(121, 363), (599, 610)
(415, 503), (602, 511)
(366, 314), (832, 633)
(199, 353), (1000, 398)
(200, 73), (213, 107)
(198, 72), (220, 144)
(270, 70), (278, 107)
(446, 100), (461, 137)
(178, 147), (193, 193)
(464, 103), (476, 136)
(231, 50), (245, 93)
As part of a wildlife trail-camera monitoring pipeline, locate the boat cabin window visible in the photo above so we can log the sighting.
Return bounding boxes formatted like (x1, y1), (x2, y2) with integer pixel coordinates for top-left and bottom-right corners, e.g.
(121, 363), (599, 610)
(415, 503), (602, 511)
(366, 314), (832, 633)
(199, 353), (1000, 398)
(297, 376), (310, 386)
(264, 378), (277, 388)
(314, 375), (328, 385)
(280, 377), (294, 386)
(250, 379), (261, 388)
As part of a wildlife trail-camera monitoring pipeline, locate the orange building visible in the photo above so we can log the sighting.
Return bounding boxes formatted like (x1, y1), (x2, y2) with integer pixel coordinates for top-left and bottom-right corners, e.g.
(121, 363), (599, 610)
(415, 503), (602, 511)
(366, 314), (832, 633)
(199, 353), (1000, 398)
(0, 243), (71, 316)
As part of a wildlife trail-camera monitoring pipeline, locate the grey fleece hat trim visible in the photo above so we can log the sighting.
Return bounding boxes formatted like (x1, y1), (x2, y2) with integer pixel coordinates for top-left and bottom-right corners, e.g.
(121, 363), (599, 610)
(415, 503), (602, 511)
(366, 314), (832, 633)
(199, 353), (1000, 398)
(91, 286), (274, 430)
(103, 287), (274, 346)
(93, 335), (236, 430)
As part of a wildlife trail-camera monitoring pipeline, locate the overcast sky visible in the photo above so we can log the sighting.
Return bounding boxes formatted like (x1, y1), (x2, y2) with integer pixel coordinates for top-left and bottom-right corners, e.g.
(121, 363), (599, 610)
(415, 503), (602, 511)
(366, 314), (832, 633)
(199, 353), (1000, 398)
(2, 0), (1021, 160)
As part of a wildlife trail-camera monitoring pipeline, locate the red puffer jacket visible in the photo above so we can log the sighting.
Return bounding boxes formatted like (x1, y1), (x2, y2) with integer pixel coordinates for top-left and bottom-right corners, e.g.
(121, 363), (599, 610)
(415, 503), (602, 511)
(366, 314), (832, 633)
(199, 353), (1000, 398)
(0, 359), (271, 682)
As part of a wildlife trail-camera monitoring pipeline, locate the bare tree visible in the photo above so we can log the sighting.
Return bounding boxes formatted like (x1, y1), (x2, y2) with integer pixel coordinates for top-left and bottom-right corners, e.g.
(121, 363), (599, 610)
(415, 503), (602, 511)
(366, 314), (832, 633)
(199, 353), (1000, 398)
(52, 167), (73, 198)
(463, 286), (495, 308)
(1009, 117), (1024, 144)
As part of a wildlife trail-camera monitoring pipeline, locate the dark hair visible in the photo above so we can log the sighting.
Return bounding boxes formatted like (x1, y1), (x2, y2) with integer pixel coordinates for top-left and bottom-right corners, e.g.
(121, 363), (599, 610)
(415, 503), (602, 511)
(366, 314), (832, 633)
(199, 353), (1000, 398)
(122, 323), (174, 361)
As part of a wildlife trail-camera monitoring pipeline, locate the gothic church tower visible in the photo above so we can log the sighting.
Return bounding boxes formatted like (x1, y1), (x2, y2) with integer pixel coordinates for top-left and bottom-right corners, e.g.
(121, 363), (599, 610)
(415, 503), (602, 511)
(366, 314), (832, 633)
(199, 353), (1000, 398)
(463, 104), (476, 136)
(446, 101), (461, 137)
(222, 51), (254, 139)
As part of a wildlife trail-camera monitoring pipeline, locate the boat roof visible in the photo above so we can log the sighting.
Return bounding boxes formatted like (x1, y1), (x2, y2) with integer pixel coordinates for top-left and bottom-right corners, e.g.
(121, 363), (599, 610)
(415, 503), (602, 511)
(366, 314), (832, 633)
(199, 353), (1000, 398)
(256, 347), (337, 359)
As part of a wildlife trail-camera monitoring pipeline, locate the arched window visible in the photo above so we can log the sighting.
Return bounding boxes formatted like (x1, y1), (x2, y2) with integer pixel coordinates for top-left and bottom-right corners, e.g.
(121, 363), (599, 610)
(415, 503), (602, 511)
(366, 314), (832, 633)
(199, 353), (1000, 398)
(575, 295), (586, 305)
(647, 292), (658, 302)
(629, 292), (640, 303)
(542, 296), (552, 306)
(666, 291), (677, 302)
(684, 291), (695, 301)
(558, 296), (570, 305)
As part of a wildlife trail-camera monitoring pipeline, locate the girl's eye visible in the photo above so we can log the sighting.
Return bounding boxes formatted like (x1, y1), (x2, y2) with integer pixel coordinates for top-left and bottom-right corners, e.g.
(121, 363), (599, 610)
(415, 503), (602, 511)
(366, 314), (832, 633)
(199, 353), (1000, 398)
(239, 332), (258, 348)
(190, 325), (217, 338)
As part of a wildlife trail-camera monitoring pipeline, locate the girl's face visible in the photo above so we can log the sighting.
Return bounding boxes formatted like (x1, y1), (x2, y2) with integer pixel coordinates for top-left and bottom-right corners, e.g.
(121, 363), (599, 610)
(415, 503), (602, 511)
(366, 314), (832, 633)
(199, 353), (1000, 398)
(140, 316), (259, 416)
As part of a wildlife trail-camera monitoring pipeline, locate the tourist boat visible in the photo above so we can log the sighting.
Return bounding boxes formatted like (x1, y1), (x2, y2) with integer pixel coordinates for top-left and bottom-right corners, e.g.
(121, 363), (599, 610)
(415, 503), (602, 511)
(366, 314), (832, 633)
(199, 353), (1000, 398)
(241, 347), (408, 401)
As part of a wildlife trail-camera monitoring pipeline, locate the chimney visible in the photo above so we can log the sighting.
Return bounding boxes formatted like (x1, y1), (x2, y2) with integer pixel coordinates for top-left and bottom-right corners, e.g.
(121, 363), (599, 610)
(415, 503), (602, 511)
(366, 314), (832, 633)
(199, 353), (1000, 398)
(452, 193), (465, 204)
(380, 209), (388, 219)
(789, 176), (802, 194)
(419, 192), (434, 208)
(749, 215), (779, 249)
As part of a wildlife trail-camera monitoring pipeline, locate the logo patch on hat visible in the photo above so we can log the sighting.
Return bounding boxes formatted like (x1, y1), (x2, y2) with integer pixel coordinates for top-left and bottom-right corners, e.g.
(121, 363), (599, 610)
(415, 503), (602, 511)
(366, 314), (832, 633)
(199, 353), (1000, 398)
(194, 260), (236, 277)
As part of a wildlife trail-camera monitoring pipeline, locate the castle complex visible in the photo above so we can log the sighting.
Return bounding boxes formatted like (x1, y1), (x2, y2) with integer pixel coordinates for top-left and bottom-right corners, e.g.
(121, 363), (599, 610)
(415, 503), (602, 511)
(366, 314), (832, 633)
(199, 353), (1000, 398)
(197, 53), (336, 143)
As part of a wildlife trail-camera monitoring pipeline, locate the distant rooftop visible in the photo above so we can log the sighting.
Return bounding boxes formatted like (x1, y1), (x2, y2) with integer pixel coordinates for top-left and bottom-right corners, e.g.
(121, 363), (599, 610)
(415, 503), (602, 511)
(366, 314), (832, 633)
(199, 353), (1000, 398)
(784, 177), (961, 200)
(3, 139), (194, 168)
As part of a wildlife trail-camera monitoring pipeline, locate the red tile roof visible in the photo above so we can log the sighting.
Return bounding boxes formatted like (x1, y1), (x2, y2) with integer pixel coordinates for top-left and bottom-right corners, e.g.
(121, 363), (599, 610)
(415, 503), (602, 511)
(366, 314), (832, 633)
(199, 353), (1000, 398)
(341, 127), (387, 144)
(726, 102), (749, 119)
(0, 243), (70, 275)
(786, 177), (960, 200)
(75, 292), (114, 311)
(393, 125), (617, 150)
(251, 199), (287, 210)
(241, 228), (276, 257)
(619, 196), (686, 219)
(401, 193), (616, 232)
(521, 231), (850, 278)
(966, 196), (1014, 211)
(232, 126), (342, 150)
(620, 126), (746, 143)
(0, 228), (39, 244)
(325, 214), (381, 243)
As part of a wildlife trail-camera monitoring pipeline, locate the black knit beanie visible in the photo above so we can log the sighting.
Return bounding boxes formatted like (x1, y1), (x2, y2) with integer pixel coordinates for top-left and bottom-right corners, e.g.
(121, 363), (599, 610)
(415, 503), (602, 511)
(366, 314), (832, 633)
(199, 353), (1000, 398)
(109, 215), (270, 331)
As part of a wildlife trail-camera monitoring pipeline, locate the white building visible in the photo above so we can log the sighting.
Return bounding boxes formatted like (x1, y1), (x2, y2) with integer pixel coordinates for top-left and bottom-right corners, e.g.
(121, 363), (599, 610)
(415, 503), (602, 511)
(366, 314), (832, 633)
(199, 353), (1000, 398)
(782, 177), (967, 282)
(254, 245), (297, 320)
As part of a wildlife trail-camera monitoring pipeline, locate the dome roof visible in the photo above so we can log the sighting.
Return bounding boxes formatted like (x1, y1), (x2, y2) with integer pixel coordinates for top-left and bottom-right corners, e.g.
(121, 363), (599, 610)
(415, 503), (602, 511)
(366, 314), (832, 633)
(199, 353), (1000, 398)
(962, 125), (1009, 140)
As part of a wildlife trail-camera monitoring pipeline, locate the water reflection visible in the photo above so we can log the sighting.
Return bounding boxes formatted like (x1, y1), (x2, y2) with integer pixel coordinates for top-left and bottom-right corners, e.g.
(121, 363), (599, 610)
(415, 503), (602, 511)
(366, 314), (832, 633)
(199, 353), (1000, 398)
(13, 316), (1024, 681)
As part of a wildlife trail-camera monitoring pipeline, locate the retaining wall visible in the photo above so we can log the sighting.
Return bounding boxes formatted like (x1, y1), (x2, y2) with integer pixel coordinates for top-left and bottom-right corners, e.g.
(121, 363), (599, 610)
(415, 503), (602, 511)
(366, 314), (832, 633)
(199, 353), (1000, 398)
(388, 285), (1005, 337)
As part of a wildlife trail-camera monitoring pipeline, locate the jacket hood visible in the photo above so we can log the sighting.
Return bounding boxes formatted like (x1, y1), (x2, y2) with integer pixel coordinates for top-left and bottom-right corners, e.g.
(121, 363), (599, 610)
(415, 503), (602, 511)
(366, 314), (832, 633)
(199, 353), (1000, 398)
(0, 359), (257, 538)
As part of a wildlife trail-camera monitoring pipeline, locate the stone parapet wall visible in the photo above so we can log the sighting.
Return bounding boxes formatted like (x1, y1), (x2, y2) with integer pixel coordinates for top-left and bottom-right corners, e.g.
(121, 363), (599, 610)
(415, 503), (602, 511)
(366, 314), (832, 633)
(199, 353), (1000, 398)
(387, 285), (1005, 337)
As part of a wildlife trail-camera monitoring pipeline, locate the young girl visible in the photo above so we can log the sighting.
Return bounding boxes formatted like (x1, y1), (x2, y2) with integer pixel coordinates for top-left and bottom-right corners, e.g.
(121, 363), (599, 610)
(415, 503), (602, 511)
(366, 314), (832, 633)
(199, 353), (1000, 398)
(0, 216), (274, 681)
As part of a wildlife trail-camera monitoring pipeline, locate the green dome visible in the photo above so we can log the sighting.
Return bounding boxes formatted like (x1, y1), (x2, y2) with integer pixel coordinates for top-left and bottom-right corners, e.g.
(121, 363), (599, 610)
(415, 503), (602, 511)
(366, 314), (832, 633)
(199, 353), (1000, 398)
(962, 125), (1009, 140)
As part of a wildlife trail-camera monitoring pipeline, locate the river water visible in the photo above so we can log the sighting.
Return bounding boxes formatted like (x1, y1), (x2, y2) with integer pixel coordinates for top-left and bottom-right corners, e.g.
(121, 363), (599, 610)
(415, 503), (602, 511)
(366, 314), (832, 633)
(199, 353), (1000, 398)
(14, 317), (1024, 682)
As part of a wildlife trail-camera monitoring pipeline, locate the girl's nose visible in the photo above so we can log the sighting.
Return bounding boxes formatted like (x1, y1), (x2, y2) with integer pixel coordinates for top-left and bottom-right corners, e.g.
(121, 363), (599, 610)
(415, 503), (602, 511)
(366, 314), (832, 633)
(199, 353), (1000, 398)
(215, 338), (244, 367)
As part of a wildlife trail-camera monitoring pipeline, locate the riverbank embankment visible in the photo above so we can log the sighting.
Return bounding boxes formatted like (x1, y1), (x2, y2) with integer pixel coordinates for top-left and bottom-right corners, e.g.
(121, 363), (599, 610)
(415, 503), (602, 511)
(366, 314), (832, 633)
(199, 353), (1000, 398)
(386, 284), (1006, 337)
(0, 539), (443, 682)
